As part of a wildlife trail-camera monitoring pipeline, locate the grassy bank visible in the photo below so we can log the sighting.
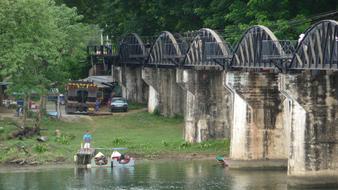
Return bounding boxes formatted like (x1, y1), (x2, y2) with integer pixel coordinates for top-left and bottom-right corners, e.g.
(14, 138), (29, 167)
(0, 110), (229, 165)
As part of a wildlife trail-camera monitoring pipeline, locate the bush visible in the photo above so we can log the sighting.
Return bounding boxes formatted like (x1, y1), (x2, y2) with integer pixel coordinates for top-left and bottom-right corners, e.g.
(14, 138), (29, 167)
(179, 141), (191, 149)
(34, 144), (48, 153)
(199, 142), (212, 149)
(161, 140), (169, 147)
(55, 134), (75, 145)
(153, 107), (161, 116)
(27, 110), (37, 118)
(112, 137), (128, 145)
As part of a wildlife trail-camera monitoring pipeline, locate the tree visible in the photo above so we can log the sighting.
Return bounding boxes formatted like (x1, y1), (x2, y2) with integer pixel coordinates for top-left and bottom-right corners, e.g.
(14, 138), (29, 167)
(0, 0), (99, 126)
(60, 0), (338, 44)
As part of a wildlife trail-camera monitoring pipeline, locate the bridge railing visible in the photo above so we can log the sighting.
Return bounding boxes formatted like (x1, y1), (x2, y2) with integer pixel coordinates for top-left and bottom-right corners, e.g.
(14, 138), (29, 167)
(292, 38), (338, 70)
(204, 41), (233, 60)
(162, 42), (188, 59)
(87, 45), (117, 56)
(120, 43), (146, 58)
(261, 40), (296, 60)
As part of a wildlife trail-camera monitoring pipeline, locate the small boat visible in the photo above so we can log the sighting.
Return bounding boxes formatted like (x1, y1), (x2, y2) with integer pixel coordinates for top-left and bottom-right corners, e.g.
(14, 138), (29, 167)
(87, 147), (135, 168)
(111, 148), (135, 167)
(111, 157), (135, 167)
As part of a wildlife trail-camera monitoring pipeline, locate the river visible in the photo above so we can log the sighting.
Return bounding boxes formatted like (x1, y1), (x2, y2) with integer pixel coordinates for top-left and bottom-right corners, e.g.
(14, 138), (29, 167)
(0, 160), (334, 190)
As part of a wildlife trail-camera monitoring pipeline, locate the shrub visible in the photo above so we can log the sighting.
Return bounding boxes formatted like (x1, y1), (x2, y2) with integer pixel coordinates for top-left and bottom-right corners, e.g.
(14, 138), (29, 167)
(112, 137), (128, 145)
(179, 141), (191, 149)
(153, 107), (161, 116)
(27, 110), (37, 118)
(199, 142), (211, 149)
(34, 144), (48, 153)
(161, 140), (169, 147)
(55, 134), (75, 145)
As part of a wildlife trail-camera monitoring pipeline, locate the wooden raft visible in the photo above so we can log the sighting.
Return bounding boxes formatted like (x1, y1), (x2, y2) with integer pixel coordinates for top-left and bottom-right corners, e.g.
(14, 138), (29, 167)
(76, 148), (96, 165)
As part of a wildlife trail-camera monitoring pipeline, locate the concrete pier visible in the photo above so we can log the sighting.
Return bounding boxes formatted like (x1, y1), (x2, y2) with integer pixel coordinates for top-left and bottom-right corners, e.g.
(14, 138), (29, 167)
(225, 71), (287, 161)
(280, 71), (338, 185)
(111, 65), (148, 104)
(142, 67), (185, 117)
(177, 69), (232, 142)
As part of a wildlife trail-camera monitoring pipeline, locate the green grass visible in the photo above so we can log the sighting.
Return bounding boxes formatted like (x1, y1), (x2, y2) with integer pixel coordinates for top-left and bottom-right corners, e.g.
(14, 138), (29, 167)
(127, 102), (147, 110)
(0, 111), (229, 164)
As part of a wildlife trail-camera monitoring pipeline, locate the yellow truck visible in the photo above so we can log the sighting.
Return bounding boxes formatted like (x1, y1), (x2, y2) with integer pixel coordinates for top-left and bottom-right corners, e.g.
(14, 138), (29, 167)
(65, 81), (97, 114)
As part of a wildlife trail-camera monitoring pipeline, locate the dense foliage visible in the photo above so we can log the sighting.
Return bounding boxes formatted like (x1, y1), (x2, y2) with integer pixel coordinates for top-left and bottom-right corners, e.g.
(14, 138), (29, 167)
(0, 0), (99, 124)
(0, 0), (99, 83)
(60, 0), (338, 43)
(0, 0), (337, 111)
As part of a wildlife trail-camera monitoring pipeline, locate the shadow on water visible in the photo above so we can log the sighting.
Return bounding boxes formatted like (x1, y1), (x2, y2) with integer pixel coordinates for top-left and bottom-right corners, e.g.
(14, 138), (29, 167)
(0, 160), (336, 190)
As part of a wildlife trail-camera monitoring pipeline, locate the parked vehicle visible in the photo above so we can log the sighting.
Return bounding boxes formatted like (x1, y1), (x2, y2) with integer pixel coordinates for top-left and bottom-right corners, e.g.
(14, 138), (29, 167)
(65, 81), (97, 114)
(110, 97), (128, 112)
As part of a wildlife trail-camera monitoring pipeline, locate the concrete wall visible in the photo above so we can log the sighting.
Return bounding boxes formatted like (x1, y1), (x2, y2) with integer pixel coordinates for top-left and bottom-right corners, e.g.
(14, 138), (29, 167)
(177, 69), (232, 142)
(142, 67), (185, 117)
(280, 71), (338, 179)
(225, 71), (287, 160)
(111, 65), (148, 104)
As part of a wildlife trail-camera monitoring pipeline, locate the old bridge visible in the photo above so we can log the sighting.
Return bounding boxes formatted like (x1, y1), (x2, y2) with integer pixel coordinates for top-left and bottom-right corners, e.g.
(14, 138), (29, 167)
(88, 20), (338, 184)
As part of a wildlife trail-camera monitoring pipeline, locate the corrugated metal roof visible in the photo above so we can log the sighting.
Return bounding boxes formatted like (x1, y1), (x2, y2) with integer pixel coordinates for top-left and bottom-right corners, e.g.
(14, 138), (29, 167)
(0, 82), (10, 86)
(81, 76), (115, 88)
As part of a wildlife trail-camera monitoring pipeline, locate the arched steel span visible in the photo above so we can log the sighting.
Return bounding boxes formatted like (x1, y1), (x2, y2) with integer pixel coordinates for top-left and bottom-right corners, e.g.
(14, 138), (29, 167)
(290, 20), (338, 70)
(231, 25), (284, 70)
(184, 28), (232, 69)
(119, 33), (147, 65)
(146, 31), (188, 67)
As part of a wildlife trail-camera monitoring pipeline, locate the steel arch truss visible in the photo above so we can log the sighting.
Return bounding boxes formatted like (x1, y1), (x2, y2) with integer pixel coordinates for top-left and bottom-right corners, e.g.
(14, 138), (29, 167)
(147, 31), (188, 68)
(290, 20), (338, 70)
(184, 28), (232, 69)
(231, 26), (285, 70)
(119, 33), (147, 65)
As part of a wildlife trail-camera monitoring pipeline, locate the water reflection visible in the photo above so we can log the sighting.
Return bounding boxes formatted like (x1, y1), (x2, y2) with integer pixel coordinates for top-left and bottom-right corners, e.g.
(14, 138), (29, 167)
(0, 160), (334, 190)
(69, 161), (287, 190)
(229, 170), (287, 190)
(0, 168), (72, 190)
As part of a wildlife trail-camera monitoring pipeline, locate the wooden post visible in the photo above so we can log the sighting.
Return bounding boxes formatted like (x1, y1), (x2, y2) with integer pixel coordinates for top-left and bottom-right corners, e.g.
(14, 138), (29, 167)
(0, 85), (3, 107)
(57, 93), (61, 119)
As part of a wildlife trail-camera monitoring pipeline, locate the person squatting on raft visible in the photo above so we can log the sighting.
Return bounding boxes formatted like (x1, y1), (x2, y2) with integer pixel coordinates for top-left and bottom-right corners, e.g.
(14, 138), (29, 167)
(83, 130), (92, 152)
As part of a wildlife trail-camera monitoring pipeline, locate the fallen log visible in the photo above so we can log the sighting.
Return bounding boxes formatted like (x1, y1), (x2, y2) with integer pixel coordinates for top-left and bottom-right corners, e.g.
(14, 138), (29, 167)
(10, 127), (41, 139)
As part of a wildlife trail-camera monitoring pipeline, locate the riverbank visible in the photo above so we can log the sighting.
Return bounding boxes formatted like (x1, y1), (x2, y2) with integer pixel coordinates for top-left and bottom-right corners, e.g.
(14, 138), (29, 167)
(0, 108), (229, 167)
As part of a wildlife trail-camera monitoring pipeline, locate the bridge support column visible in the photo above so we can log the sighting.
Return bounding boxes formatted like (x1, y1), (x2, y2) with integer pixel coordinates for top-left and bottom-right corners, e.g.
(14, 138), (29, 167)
(280, 71), (338, 186)
(111, 65), (148, 104)
(177, 69), (232, 143)
(142, 67), (185, 117)
(225, 72), (287, 163)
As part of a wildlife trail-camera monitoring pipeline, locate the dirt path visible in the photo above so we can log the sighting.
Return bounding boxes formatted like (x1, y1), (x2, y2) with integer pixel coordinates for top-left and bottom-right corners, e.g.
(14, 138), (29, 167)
(111, 108), (147, 116)
(0, 107), (15, 119)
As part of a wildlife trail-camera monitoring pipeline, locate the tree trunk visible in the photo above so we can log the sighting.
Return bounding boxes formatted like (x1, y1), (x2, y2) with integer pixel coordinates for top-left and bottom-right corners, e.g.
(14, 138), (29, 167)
(0, 86), (3, 107)
(22, 95), (30, 127)
(0, 77), (3, 107)
(36, 95), (46, 128)
(42, 95), (47, 111)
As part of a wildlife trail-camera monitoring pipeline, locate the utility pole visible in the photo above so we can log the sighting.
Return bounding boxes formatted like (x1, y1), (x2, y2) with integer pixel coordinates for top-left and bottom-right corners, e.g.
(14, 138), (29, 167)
(100, 29), (104, 45)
